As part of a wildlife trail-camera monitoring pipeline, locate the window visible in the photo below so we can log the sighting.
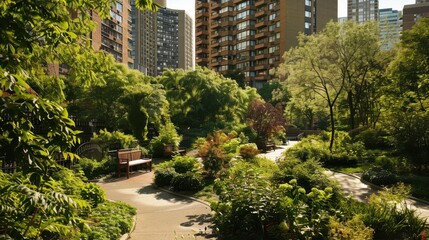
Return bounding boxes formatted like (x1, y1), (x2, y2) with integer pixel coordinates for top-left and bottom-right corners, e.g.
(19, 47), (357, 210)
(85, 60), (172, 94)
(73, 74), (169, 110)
(305, 11), (311, 18)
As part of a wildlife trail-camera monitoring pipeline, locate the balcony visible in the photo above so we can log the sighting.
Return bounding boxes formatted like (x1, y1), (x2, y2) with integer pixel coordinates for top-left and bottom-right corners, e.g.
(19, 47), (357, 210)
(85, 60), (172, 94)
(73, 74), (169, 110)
(254, 75), (268, 81)
(255, 20), (267, 28)
(254, 54), (268, 60)
(196, 48), (208, 54)
(255, 10), (267, 18)
(255, 0), (268, 7)
(211, 2), (220, 10)
(255, 31), (267, 39)
(233, 0), (246, 4)
(196, 10), (209, 18)
(196, 38), (209, 46)
(254, 64), (267, 71)
(196, 28), (209, 36)
(255, 43), (266, 49)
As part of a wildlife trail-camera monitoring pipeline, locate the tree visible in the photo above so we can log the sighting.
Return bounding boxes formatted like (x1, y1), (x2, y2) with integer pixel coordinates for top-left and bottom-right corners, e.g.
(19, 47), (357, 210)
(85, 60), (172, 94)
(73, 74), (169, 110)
(278, 21), (383, 151)
(158, 67), (259, 131)
(0, 0), (158, 238)
(278, 25), (345, 152)
(383, 18), (429, 172)
(246, 99), (286, 151)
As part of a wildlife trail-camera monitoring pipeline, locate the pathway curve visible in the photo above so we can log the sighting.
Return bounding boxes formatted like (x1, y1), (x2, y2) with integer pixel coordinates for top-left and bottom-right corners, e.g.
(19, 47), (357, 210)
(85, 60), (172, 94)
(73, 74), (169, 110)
(98, 167), (213, 240)
(260, 142), (429, 221)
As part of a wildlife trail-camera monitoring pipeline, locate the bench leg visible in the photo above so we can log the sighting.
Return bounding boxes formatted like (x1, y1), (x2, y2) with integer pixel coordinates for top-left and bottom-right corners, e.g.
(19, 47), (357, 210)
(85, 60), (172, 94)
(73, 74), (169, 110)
(149, 162), (152, 172)
(126, 165), (130, 179)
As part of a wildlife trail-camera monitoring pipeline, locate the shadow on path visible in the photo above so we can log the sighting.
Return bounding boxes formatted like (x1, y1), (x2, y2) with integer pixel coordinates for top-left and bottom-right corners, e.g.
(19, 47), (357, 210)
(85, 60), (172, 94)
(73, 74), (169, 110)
(137, 185), (194, 204)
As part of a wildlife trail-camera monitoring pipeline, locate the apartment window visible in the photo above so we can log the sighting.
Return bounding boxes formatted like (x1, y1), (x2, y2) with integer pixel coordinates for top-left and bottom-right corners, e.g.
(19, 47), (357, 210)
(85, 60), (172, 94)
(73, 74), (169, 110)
(236, 10), (255, 20)
(305, 22), (311, 29)
(269, 12), (277, 21)
(305, 11), (311, 18)
(268, 45), (279, 53)
(236, 30), (256, 41)
(116, 2), (123, 12)
(305, 0), (311, 6)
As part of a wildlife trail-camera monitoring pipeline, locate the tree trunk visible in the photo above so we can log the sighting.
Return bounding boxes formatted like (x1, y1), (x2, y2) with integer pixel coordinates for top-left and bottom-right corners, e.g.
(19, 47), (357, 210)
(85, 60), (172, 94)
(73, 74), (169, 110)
(329, 104), (335, 153)
(348, 90), (356, 130)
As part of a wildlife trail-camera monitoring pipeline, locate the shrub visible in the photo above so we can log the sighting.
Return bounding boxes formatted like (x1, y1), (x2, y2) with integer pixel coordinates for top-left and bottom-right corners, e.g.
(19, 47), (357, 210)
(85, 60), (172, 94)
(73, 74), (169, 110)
(91, 129), (139, 151)
(80, 201), (136, 239)
(75, 157), (116, 180)
(361, 166), (398, 186)
(149, 122), (182, 157)
(238, 143), (260, 160)
(170, 155), (200, 174)
(154, 167), (177, 187)
(354, 128), (391, 149)
(80, 183), (106, 208)
(171, 172), (204, 191)
(329, 216), (374, 240)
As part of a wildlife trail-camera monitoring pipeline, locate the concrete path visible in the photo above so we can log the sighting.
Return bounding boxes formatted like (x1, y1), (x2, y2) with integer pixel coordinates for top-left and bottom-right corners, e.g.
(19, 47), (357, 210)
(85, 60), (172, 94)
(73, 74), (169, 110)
(98, 167), (213, 240)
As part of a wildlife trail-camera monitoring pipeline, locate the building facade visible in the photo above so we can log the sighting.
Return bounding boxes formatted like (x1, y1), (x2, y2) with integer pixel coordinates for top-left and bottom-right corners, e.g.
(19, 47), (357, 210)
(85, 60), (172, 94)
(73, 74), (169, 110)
(379, 8), (402, 50)
(348, 0), (379, 23)
(156, 9), (194, 76)
(131, 0), (193, 76)
(195, 0), (337, 87)
(92, 0), (134, 67)
(403, 1), (429, 30)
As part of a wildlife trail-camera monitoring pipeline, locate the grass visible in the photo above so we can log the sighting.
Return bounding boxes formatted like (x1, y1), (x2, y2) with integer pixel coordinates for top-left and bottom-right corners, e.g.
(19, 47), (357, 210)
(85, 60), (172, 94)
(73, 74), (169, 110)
(328, 162), (373, 174)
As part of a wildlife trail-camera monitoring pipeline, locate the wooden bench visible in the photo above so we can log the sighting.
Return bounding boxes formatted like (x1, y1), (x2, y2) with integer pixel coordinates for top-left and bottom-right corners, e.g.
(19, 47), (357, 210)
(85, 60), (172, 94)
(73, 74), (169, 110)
(117, 149), (152, 179)
(265, 143), (276, 151)
(172, 148), (186, 156)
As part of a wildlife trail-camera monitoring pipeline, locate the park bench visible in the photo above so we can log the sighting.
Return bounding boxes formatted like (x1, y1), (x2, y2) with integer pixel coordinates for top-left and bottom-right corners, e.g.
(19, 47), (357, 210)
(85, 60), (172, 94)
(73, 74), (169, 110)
(265, 142), (276, 151)
(117, 149), (152, 179)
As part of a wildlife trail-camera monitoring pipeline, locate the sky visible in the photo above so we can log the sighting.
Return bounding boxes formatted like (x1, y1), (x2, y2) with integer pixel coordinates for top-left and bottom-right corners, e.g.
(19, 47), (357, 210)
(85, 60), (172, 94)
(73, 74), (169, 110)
(166, 0), (416, 19)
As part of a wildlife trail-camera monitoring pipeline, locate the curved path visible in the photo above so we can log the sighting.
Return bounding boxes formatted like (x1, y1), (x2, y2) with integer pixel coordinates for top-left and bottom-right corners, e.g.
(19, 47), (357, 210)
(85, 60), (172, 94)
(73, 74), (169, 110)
(98, 169), (213, 239)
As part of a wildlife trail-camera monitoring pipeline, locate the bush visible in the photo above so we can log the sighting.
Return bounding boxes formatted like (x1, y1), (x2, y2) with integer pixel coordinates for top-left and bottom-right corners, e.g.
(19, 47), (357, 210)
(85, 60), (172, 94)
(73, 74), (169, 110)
(80, 183), (106, 208)
(354, 128), (391, 149)
(362, 166), (398, 186)
(75, 157), (116, 180)
(80, 201), (136, 239)
(91, 129), (139, 151)
(238, 143), (259, 160)
(154, 167), (177, 187)
(170, 155), (200, 174)
(149, 122), (182, 157)
(171, 172), (204, 191)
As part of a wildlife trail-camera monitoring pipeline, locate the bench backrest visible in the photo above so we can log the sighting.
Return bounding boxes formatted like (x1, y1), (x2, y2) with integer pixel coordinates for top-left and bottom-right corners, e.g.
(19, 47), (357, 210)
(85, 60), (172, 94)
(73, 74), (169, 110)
(117, 149), (142, 164)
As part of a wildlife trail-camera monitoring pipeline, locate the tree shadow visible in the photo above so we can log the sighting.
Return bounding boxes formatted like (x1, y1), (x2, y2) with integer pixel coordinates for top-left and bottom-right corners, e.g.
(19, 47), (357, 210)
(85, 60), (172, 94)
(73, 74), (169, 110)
(137, 185), (194, 204)
(181, 213), (216, 239)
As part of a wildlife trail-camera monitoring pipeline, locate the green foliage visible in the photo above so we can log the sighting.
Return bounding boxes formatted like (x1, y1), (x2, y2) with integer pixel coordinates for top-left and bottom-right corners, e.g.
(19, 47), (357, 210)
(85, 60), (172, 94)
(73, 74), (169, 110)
(154, 156), (202, 189)
(80, 201), (136, 240)
(80, 183), (106, 208)
(169, 156), (200, 174)
(149, 122), (182, 157)
(328, 216), (374, 240)
(353, 128), (392, 150)
(171, 172), (204, 192)
(344, 184), (427, 239)
(74, 157), (116, 180)
(154, 167), (177, 187)
(158, 67), (260, 132)
(91, 129), (139, 151)
(212, 161), (338, 239)
(361, 166), (398, 186)
(284, 132), (364, 167)
(238, 143), (260, 160)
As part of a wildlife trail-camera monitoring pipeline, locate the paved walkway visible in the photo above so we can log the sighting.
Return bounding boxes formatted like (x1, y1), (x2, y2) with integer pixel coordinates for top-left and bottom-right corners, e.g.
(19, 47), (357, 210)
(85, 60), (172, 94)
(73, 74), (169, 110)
(98, 167), (213, 240)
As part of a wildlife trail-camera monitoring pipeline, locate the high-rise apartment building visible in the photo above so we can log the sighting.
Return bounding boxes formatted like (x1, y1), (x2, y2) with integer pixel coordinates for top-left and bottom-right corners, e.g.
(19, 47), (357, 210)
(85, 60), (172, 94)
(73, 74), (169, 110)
(156, 9), (194, 76)
(379, 8), (402, 50)
(195, 0), (337, 87)
(92, 0), (133, 67)
(131, 0), (193, 76)
(348, 0), (379, 23)
(403, 1), (429, 30)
